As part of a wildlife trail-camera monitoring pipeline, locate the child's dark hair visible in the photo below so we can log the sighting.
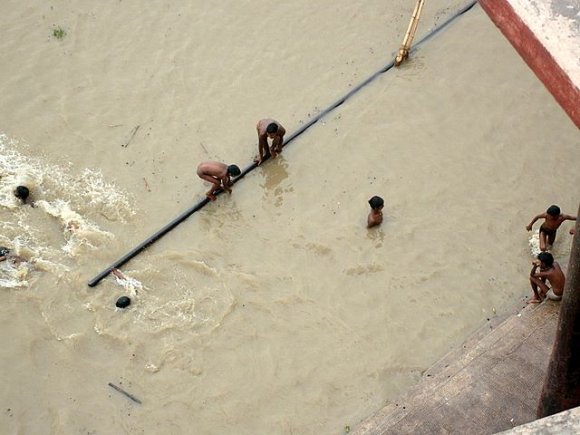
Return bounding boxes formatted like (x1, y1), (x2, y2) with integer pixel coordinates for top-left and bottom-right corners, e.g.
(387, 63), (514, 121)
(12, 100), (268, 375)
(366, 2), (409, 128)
(227, 165), (241, 177)
(14, 185), (30, 202)
(368, 196), (384, 209)
(546, 205), (560, 216)
(266, 123), (278, 134)
(537, 252), (554, 267)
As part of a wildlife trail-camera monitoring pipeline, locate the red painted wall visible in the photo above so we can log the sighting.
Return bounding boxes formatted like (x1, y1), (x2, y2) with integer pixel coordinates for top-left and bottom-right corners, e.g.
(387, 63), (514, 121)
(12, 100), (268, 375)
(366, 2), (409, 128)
(480, 0), (580, 128)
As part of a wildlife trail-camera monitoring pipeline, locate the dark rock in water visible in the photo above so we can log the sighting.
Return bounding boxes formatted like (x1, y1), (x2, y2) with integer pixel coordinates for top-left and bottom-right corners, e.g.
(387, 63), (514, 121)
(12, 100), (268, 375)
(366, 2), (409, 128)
(116, 296), (131, 308)
(0, 247), (10, 256)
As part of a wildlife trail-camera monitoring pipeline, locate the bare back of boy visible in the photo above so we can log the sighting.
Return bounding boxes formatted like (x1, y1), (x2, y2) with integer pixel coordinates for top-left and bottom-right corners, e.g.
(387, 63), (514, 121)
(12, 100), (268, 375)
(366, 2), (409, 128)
(196, 162), (230, 200)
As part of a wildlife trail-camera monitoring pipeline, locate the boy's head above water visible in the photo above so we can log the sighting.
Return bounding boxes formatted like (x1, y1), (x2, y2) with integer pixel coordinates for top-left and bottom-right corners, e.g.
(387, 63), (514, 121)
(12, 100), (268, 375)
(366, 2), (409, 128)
(368, 196), (384, 210)
(546, 205), (561, 216)
(14, 185), (30, 202)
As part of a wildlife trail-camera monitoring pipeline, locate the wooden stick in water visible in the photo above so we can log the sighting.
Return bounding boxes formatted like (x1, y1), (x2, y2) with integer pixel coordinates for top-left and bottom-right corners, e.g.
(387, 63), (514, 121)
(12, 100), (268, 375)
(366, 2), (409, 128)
(122, 125), (140, 148)
(108, 382), (142, 404)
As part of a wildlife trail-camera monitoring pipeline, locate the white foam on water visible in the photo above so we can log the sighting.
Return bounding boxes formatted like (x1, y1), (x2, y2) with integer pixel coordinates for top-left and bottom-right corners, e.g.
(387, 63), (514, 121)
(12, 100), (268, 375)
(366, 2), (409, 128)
(0, 133), (135, 220)
(112, 270), (144, 296)
(529, 230), (541, 257)
(134, 286), (235, 334)
(105, 265), (235, 336)
(74, 168), (135, 223)
(0, 134), (43, 209)
(0, 234), (40, 288)
(0, 132), (135, 275)
(35, 199), (114, 256)
(0, 260), (29, 288)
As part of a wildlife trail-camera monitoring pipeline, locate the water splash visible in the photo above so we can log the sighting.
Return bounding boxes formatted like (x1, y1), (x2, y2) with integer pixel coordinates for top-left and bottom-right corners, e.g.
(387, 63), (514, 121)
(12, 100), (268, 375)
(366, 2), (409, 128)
(0, 259), (30, 288)
(105, 265), (235, 336)
(112, 269), (144, 296)
(0, 134), (43, 209)
(0, 234), (42, 288)
(35, 199), (113, 256)
(529, 230), (541, 257)
(75, 168), (135, 223)
(0, 132), (137, 287)
(0, 133), (135, 220)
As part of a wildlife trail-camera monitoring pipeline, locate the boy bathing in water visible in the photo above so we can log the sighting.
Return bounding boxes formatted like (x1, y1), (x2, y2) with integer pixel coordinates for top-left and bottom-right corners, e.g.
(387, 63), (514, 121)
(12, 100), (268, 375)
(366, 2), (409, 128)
(367, 196), (384, 228)
(0, 247), (27, 266)
(14, 185), (32, 206)
(255, 119), (286, 165)
(196, 162), (241, 201)
(528, 252), (565, 303)
(526, 205), (576, 251)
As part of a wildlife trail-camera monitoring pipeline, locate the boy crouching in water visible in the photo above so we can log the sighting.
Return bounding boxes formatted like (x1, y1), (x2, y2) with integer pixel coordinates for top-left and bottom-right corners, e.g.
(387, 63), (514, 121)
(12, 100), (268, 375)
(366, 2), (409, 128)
(367, 196), (384, 228)
(196, 162), (241, 201)
(528, 252), (565, 304)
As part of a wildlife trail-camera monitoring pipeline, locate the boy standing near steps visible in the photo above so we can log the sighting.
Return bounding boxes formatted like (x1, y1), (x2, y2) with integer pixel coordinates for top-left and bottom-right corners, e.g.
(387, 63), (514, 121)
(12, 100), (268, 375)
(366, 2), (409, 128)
(526, 205), (576, 251)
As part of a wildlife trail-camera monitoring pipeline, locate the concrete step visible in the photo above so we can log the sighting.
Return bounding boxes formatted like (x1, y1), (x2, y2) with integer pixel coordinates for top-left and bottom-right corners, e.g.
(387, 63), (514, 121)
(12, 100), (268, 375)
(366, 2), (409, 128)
(497, 406), (580, 434)
(353, 301), (561, 435)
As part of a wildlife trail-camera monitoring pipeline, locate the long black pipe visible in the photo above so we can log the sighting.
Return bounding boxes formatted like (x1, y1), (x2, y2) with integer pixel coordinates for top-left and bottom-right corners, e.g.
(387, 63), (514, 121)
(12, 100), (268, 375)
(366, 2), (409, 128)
(88, 1), (478, 287)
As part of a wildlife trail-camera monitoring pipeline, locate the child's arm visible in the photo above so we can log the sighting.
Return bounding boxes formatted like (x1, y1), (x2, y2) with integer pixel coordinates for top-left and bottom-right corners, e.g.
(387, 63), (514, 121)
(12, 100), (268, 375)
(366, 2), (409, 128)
(533, 269), (552, 279)
(275, 127), (286, 147)
(530, 263), (552, 279)
(257, 134), (269, 163)
(112, 268), (126, 280)
(272, 135), (283, 150)
(526, 213), (545, 231)
(562, 214), (577, 222)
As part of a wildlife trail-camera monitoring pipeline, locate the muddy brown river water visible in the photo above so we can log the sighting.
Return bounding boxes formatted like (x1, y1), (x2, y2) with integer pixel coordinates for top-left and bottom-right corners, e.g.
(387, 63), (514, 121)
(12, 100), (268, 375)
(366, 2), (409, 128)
(0, 1), (578, 434)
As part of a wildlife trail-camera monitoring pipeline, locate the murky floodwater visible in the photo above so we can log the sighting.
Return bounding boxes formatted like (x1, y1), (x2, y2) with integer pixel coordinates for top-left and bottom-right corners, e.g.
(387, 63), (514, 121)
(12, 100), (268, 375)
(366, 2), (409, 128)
(1, 1), (578, 434)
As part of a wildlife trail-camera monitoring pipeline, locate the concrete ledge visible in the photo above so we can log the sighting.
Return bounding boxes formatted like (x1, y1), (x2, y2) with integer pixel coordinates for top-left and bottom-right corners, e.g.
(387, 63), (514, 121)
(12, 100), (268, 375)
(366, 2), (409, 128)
(479, 0), (580, 128)
(353, 301), (561, 434)
(497, 406), (580, 434)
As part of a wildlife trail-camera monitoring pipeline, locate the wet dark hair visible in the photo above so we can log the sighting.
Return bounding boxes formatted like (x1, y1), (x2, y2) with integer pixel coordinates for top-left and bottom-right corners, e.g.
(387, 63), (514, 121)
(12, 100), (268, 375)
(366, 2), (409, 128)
(14, 185), (30, 202)
(116, 296), (131, 309)
(0, 246), (10, 256)
(227, 165), (241, 177)
(546, 205), (560, 216)
(368, 196), (384, 209)
(266, 123), (278, 134)
(537, 252), (554, 267)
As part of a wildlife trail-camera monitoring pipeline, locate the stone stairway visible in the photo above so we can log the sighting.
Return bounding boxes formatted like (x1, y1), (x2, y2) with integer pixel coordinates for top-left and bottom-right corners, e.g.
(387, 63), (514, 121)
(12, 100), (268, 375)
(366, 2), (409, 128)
(353, 301), (561, 434)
